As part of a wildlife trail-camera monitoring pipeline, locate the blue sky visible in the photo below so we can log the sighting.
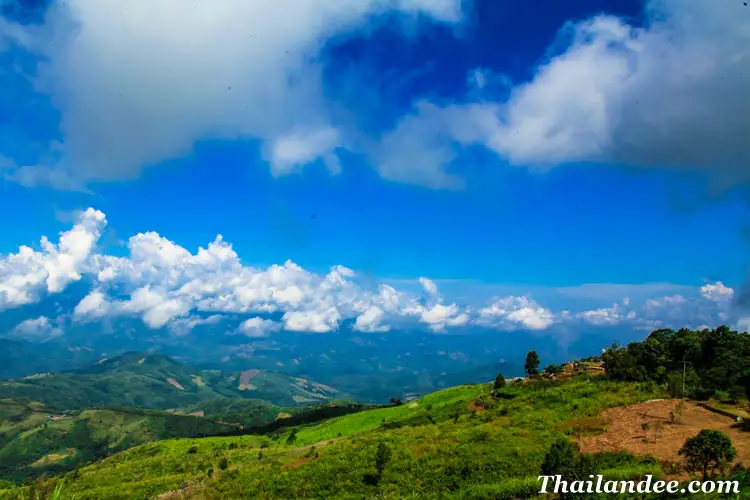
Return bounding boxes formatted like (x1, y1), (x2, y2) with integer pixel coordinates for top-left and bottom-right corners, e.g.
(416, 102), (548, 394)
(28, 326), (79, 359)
(0, 0), (749, 340)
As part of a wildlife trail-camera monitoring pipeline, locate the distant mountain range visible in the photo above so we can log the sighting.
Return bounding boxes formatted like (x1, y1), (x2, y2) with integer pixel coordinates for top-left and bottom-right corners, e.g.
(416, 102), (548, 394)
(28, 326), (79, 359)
(0, 339), (98, 380)
(0, 352), (339, 410)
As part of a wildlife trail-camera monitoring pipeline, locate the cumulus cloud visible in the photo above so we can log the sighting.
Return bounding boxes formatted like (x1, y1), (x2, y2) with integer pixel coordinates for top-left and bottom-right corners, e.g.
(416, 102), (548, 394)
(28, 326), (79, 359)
(10, 316), (63, 341)
(700, 281), (734, 302)
(477, 296), (556, 331)
(0, 0), (462, 188)
(0, 208), (738, 337)
(0, 208), (106, 309)
(376, 0), (750, 188)
(233, 317), (282, 338)
(576, 302), (635, 327)
(73, 291), (111, 321)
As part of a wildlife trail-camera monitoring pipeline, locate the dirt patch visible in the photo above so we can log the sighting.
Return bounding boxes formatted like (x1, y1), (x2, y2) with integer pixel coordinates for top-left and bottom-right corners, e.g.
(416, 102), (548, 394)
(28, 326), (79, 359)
(577, 399), (750, 468)
(284, 457), (313, 469)
(467, 400), (486, 413)
(156, 482), (204, 499)
(239, 369), (260, 386)
(295, 439), (340, 453)
(31, 448), (76, 467)
(238, 370), (260, 391)
(167, 378), (185, 391)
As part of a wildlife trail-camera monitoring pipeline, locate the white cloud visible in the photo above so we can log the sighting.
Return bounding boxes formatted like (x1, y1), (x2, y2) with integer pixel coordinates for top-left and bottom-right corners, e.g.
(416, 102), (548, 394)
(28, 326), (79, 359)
(419, 277), (439, 295)
(700, 282), (734, 302)
(283, 308), (342, 333)
(353, 305), (389, 333)
(0, 208), (106, 310)
(418, 303), (470, 332)
(0, 208), (738, 335)
(269, 127), (342, 176)
(0, 0), (462, 188)
(477, 296), (555, 331)
(11, 316), (63, 341)
(374, 0), (750, 187)
(73, 291), (112, 321)
(576, 302), (631, 327)
(234, 317), (282, 338)
(645, 294), (687, 310)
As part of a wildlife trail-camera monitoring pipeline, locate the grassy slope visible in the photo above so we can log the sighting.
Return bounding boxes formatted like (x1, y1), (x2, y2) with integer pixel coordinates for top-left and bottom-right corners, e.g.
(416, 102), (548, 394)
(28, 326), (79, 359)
(0, 399), (239, 483)
(0, 353), (339, 410)
(2, 377), (669, 499)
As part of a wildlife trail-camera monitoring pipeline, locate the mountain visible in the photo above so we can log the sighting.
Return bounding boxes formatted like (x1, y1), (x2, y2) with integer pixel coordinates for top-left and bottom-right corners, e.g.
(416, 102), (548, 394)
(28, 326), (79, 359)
(0, 339), (99, 380)
(0, 398), (239, 483)
(0, 353), (340, 410)
(1, 376), (671, 499)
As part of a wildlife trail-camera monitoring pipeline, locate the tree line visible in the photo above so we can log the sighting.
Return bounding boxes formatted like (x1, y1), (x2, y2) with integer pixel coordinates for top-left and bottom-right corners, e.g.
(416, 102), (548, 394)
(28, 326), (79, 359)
(601, 325), (750, 400)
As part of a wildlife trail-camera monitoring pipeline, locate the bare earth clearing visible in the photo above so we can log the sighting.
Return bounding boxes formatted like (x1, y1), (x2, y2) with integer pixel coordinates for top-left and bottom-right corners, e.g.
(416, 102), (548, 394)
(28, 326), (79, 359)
(577, 399), (750, 470)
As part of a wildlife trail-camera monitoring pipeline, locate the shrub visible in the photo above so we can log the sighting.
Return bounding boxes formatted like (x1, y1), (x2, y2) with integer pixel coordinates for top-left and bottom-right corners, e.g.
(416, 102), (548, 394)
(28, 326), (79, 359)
(286, 429), (298, 445)
(375, 442), (392, 476)
(541, 438), (579, 477)
(218, 457), (229, 470)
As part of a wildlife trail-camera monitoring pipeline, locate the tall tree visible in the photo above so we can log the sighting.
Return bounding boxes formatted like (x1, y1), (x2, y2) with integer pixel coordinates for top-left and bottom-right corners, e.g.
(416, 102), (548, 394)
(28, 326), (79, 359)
(525, 350), (540, 378)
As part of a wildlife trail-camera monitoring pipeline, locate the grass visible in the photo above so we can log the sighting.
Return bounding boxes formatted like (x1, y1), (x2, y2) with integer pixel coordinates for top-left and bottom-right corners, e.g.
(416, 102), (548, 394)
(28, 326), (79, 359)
(1, 376), (671, 499)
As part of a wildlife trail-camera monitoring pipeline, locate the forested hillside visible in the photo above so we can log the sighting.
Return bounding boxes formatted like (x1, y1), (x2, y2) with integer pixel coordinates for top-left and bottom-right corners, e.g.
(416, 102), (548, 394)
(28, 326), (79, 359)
(0, 353), (339, 410)
(602, 325), (750, 400)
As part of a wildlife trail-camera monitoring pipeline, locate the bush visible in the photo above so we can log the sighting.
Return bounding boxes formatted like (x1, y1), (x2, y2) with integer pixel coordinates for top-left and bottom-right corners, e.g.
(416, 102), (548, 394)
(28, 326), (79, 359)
(541, 438), (600, 499)
(218, 457), (229, 470)
(286, 429), (298, 445)
(375, 442), (392, 476)
(541, 438), (579, 477)
(187, 446), (198, 454)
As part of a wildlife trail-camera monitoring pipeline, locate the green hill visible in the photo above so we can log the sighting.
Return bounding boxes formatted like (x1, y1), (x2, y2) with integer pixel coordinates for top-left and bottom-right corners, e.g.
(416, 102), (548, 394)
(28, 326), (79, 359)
(0, 353), (339, 410)
(0, 398), (239, 483)
(2, 376), (669, 499)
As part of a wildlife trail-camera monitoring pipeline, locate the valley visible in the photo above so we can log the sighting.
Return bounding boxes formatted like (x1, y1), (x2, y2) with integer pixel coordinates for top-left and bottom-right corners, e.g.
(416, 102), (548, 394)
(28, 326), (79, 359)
(2, 326), (750, 498)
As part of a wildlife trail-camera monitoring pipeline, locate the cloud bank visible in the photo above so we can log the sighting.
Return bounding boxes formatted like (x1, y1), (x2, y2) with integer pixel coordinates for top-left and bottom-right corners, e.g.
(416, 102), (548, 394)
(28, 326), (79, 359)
(2, 0), (748, 190)
(0, 0), (462, 186)
(0, 209), (739, 340)
(375, 0), (750, 187)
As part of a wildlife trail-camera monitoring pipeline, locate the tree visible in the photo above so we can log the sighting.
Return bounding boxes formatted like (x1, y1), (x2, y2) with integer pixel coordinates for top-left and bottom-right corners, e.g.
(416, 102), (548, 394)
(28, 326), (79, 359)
(679, 430), (736, 479)
(493, 372), (506, 390)
(525, 351), (540, 378)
